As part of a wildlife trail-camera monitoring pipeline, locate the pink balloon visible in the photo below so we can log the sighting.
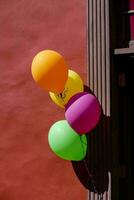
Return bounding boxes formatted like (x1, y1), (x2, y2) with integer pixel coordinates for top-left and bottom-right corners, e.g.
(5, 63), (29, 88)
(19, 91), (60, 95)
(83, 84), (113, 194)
(65, 92), (101, 134)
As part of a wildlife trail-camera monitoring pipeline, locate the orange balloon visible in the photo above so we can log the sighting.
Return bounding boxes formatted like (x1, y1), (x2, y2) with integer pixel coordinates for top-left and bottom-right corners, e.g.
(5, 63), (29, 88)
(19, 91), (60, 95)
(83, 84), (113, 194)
(31, 50), (68, 93)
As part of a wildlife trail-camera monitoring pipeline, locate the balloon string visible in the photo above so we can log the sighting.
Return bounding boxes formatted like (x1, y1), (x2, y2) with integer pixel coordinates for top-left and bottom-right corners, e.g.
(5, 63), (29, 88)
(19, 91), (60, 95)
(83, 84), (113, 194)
(79, 135), (86, 157)
(97, 194), (103, 200)
(56, 92), (65, 103)
(100, 194), (103, 200)
(79, 136), (104, 199)
(57, 88), (68, 103)
(79, 135), (98, 194)
(59, 93), (65, 102)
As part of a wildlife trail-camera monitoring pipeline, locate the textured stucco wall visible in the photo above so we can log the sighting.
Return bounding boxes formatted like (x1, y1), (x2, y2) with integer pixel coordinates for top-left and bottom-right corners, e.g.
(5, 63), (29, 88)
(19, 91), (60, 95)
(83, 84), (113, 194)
(0, 1), (87, 199)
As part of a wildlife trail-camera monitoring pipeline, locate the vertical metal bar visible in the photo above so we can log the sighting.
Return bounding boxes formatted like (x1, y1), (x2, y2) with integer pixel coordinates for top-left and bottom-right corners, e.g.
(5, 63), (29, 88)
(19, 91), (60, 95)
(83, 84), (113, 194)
(93, 0), (98, 96)
(105, 0), (110, 117)
(96, 2), (103, 198)
(101, 1), (106, 200)
(88, 0), (94, 199)
(93, 1), (98, 200)
(89, 0), (94, 91)
(108, 172), (112, 200)
(101, 0), (106, 115)
(105, 0), (111, 189)
(97, 0), (102, 105)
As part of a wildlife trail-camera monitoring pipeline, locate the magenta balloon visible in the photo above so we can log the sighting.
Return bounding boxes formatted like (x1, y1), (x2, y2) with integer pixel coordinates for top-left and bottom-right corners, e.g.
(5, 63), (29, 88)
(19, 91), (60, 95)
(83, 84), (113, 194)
(65, 92), (101, 134)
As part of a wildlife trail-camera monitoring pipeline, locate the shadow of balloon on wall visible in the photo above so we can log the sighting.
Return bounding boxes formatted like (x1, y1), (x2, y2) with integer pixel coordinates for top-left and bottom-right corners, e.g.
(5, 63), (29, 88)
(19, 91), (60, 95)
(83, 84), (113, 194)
(71, 85), (111, 194)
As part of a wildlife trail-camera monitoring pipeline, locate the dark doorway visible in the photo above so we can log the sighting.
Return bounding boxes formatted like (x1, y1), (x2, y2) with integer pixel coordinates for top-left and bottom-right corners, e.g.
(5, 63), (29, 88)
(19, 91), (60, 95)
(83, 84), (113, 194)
(116, 55), (134, 200)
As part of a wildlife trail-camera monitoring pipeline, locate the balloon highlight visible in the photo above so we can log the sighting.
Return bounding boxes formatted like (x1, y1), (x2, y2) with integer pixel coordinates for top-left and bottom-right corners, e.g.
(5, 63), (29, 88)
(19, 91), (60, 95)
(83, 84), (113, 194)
(31, 50), (68, 93)
(65, 92), (101, 134)
(48, 120), (87, 161)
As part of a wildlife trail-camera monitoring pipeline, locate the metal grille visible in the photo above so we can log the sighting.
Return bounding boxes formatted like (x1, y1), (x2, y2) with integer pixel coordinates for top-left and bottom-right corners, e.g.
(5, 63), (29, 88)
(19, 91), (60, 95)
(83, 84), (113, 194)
(87, 0), (111, 199)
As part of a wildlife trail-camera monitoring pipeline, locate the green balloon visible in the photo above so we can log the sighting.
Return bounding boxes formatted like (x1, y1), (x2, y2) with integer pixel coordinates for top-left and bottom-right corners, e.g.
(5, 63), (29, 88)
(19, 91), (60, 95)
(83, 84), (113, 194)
(48, 120), (87, 161)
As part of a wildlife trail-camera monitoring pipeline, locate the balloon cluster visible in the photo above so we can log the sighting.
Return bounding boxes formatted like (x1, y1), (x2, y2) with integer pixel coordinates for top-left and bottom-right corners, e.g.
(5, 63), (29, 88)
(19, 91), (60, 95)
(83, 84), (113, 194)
(31, 50), (101, 161)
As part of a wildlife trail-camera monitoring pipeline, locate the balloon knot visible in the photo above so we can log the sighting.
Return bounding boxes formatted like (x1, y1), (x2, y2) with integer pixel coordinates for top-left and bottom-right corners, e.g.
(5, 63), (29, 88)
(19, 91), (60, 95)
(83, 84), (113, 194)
(60, 93), (63, 98)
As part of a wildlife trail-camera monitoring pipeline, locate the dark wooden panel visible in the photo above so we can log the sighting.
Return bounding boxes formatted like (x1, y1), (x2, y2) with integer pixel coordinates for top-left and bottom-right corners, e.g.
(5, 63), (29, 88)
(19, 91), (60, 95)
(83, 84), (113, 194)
(113, 56), (134, 200)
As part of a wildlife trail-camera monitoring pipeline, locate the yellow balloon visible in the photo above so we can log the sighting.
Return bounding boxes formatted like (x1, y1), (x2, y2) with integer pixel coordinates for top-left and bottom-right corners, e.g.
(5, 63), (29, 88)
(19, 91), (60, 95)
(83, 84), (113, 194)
(49, 70), (84, 108)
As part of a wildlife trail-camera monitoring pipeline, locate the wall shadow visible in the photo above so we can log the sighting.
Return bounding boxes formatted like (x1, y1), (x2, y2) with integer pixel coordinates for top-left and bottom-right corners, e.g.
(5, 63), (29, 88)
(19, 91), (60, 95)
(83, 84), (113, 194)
(71, 86), (111, 194)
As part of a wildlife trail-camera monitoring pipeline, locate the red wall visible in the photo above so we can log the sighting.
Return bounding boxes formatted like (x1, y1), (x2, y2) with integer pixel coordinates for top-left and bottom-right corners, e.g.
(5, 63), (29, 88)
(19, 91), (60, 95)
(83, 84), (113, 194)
(0, 1), (87, 200)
